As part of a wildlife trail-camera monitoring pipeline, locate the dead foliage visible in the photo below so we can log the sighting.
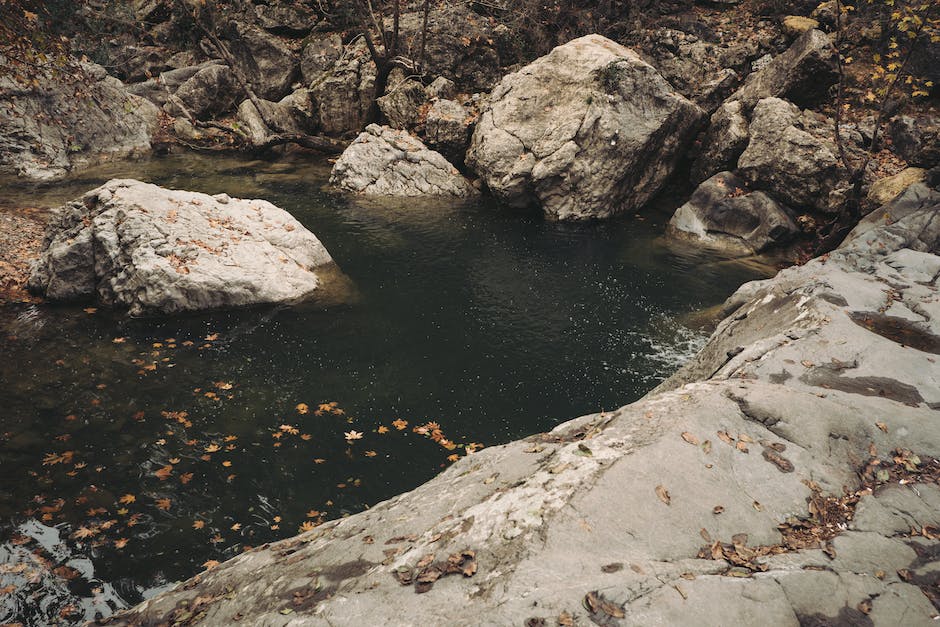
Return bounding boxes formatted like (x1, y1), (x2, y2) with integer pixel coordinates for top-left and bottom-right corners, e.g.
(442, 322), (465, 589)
(392, 549), (477, 593)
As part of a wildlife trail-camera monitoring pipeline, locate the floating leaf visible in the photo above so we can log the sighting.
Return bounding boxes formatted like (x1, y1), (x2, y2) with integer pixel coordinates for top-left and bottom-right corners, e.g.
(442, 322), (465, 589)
(344, 430), (364, 442)
(118, 494), (136, 504)
(392, 419), (408, 430)
(155, 498), (171, 511)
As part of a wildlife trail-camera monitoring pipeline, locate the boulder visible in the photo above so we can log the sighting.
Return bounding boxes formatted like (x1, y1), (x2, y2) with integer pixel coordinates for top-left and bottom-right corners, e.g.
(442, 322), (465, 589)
(737, 97), (842, 211)
(235, 89), (317, 146)
(163, 63), (241, 119)
(308, 39), (375, 135)
(222, 20), (298, 101)
(691, 99), (750, 183)
(867, 167), (927, 207)
(668, 171), (799, 254)
(300, 33), (343, 85)
(781, 16), (820, 38)
(467, 35), (704, 220)
(424, 99), (474, 164)
(330, 124), (477, 197)
(28, 179), (340, 316)
(887, 114), (940, 169)
(0, 63), (159, 180)
(426, 76), (458, 101)
(377, 79), (428, 129)
(126, 60), (226, 108)
(730, 29), (838, 110)
(254, 0), (319, 37)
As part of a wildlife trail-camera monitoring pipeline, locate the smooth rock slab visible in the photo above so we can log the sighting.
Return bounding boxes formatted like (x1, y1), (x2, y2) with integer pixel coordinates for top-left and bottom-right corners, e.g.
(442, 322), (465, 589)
(466, 34), (703, 220)
(28, 179), (340, 316)
(330, 124), (477, 197)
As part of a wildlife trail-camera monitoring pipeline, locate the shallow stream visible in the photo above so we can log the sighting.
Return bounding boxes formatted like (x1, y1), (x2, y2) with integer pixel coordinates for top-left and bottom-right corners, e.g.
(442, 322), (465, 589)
(0, 153), (769, 624)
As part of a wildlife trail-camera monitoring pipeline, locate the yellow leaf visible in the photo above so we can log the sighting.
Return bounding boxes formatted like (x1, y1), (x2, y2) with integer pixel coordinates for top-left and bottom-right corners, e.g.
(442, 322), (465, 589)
(193, 520), (205, 529)
(155, 498), (171, 511)
(119, 494), (136, 504)
(296, 403), (309, 414)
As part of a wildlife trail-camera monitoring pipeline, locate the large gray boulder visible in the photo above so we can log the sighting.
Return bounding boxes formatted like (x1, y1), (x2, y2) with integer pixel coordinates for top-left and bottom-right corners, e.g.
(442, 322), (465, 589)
(424, 98), (474, 164)
(330, 124), (477, 197)
(691, 99), (750, 183)
(0, 63), (159, 181)
(887, 114), (940, 169)
(308, 38), (375, 136)
(28, 180), (341, 316)
(163, 63), (241, 119)
(222, 20), (298, 101)
(377, 79), (428, 130)
(730, 29), (838, 110)
(111, 179), (940, 626)
(466, 34), (704, 220)
(737, 97), (842, 211)
(668, 171), (799, 254)
(235, 89), (317, 146)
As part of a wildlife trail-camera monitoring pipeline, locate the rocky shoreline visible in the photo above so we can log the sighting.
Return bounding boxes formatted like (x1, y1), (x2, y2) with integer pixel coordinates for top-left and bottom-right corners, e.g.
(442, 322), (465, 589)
(99, 177), (940, 625)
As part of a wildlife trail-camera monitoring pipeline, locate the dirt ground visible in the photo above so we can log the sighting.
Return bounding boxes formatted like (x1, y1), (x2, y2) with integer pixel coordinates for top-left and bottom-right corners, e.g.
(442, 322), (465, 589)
(0, 207), (48, 304)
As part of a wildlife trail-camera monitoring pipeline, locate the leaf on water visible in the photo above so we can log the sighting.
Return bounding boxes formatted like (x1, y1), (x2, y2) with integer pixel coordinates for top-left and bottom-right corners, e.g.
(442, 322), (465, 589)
(392, 419), (408, 430)
(180, 472), (194, 484)
(114, 538), (128, 549)
(377, 426), (389, 434)
(83, 308), (97, 314)
(231, 523), (241, 531)
(112, 337), (126, 344)
(155, 498), (171, 511)
(655, 485), (671, 505)
(296, 403), (309, 415)
(118, 494), (136, 504)
(364, 450), (377, 457)
(205, 444), (220, 453)
(203, 560), (220, 570)
(222, 461), (232, 467)
(193, 520), (205, 529)
(154, 465), (173, 480)
(344, 430), (364, 442)
(299, 521), (316, 532)
(313, 458), (325, 464)
(72, 526), (98, 539)
(681, 432), (699, 445)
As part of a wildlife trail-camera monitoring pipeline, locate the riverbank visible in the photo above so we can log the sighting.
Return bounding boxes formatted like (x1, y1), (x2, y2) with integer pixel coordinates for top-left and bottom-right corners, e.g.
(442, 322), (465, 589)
(104, 178), (940, 625)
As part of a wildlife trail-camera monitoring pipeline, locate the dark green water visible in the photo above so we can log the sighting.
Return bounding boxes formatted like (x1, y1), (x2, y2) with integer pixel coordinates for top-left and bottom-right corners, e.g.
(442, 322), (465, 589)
(0, 153), (769, 624)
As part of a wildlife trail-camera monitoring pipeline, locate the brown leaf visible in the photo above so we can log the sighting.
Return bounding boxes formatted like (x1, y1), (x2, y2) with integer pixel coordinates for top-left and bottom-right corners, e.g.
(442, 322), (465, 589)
(717, 431), (735, 446)
(738, 433), (754, 444)
(601, 563), (623, 573)
(762, 449), (795, 473)
(681, 432), (699, 445)
(702, 440), (712, 454)
(735, 441), (749, 454)
(557, 611), (575, 627)
(699, 528), (712, 543)
(416, 554), (435, 569)
(857, 599), (872, 615)
(583, 591), (625, 619)
(655, 485), (671, 505)
(875, 422), (888, 433)
(713, 505), (725, 515)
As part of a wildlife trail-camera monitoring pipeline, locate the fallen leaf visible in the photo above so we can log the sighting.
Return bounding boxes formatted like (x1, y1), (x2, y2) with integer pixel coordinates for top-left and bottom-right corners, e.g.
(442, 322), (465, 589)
(193, 520), (205, 529)
(344, 430), (363, 442)
(713, 505), (725, 514)
(377, 426), (389, 434)
(118, 494), (136, 504)
(875, 422), (888, 433)
(114, 538), (129, 549)
(681, 432), (700, 445)
(155, 498), (171, 511)
(655, 485), (671, 505)
(203, 560), (220, 570)
(392, 419), (408, 430)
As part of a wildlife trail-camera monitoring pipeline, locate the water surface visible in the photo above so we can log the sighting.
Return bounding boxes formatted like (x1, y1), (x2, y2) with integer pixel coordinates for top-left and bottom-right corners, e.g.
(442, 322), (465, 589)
(0, 153), (769, 624)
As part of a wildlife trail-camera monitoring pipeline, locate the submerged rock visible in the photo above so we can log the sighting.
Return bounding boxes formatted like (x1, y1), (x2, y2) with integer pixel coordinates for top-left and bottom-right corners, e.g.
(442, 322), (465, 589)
(0, 63), (159, 180)
(28, 180), (341, 316)
(668, 171), (798, 254)
(330, 124), (477, 197)
(467, 34), (703, 220)
(110, 179), (940, 626)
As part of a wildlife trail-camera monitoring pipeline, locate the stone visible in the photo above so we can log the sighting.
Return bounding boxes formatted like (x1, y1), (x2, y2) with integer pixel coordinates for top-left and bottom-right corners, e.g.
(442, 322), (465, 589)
(0, 62), (158, 181)
(330, 124), (477, 197)
(730, 29), (838, 110)
(423, 99), (474, 165)
(222, 20), (298, 101)
(235, 89), (317, 146)
(781, 16), (820, 38)
(867, 168), (927, 206)
(811, 1), (839, 28)
(691, 99), (750, 183)
(163, 63), (241, 119)
(309, 39), (375, 136)
(426, 76), (458, 101)
(377, 79), (428, 130)
(300, 33), (343, 85)
(668, 171), (799, 254)
(887, 114), (940, 169)
(737, 97), (842, 211)
(466, 34), (704, 220)
(253, 0), (319, 37)
(28, 179), (341, 316)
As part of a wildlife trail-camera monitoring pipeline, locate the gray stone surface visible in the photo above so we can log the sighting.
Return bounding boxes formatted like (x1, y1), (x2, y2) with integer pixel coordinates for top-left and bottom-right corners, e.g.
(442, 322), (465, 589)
(0, 63), (159, 181)
(330, 125), (477, 197)
(223, 20), (298, 101)
(28, 179), (343, 316)
(668, 171), (798, 254)
(467, 34), (704, 220)
(737, 97), (842, 211)
(235, 89), (316, 146)
(692, 99), (750, 183)
(377, 79), (428, 130)
(110, 181), (940, 624)
(730, 29), (838, 110)
(163, 63), (241, 120)
(423, 98), (473, 164)
(308, 39), (375, 136)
